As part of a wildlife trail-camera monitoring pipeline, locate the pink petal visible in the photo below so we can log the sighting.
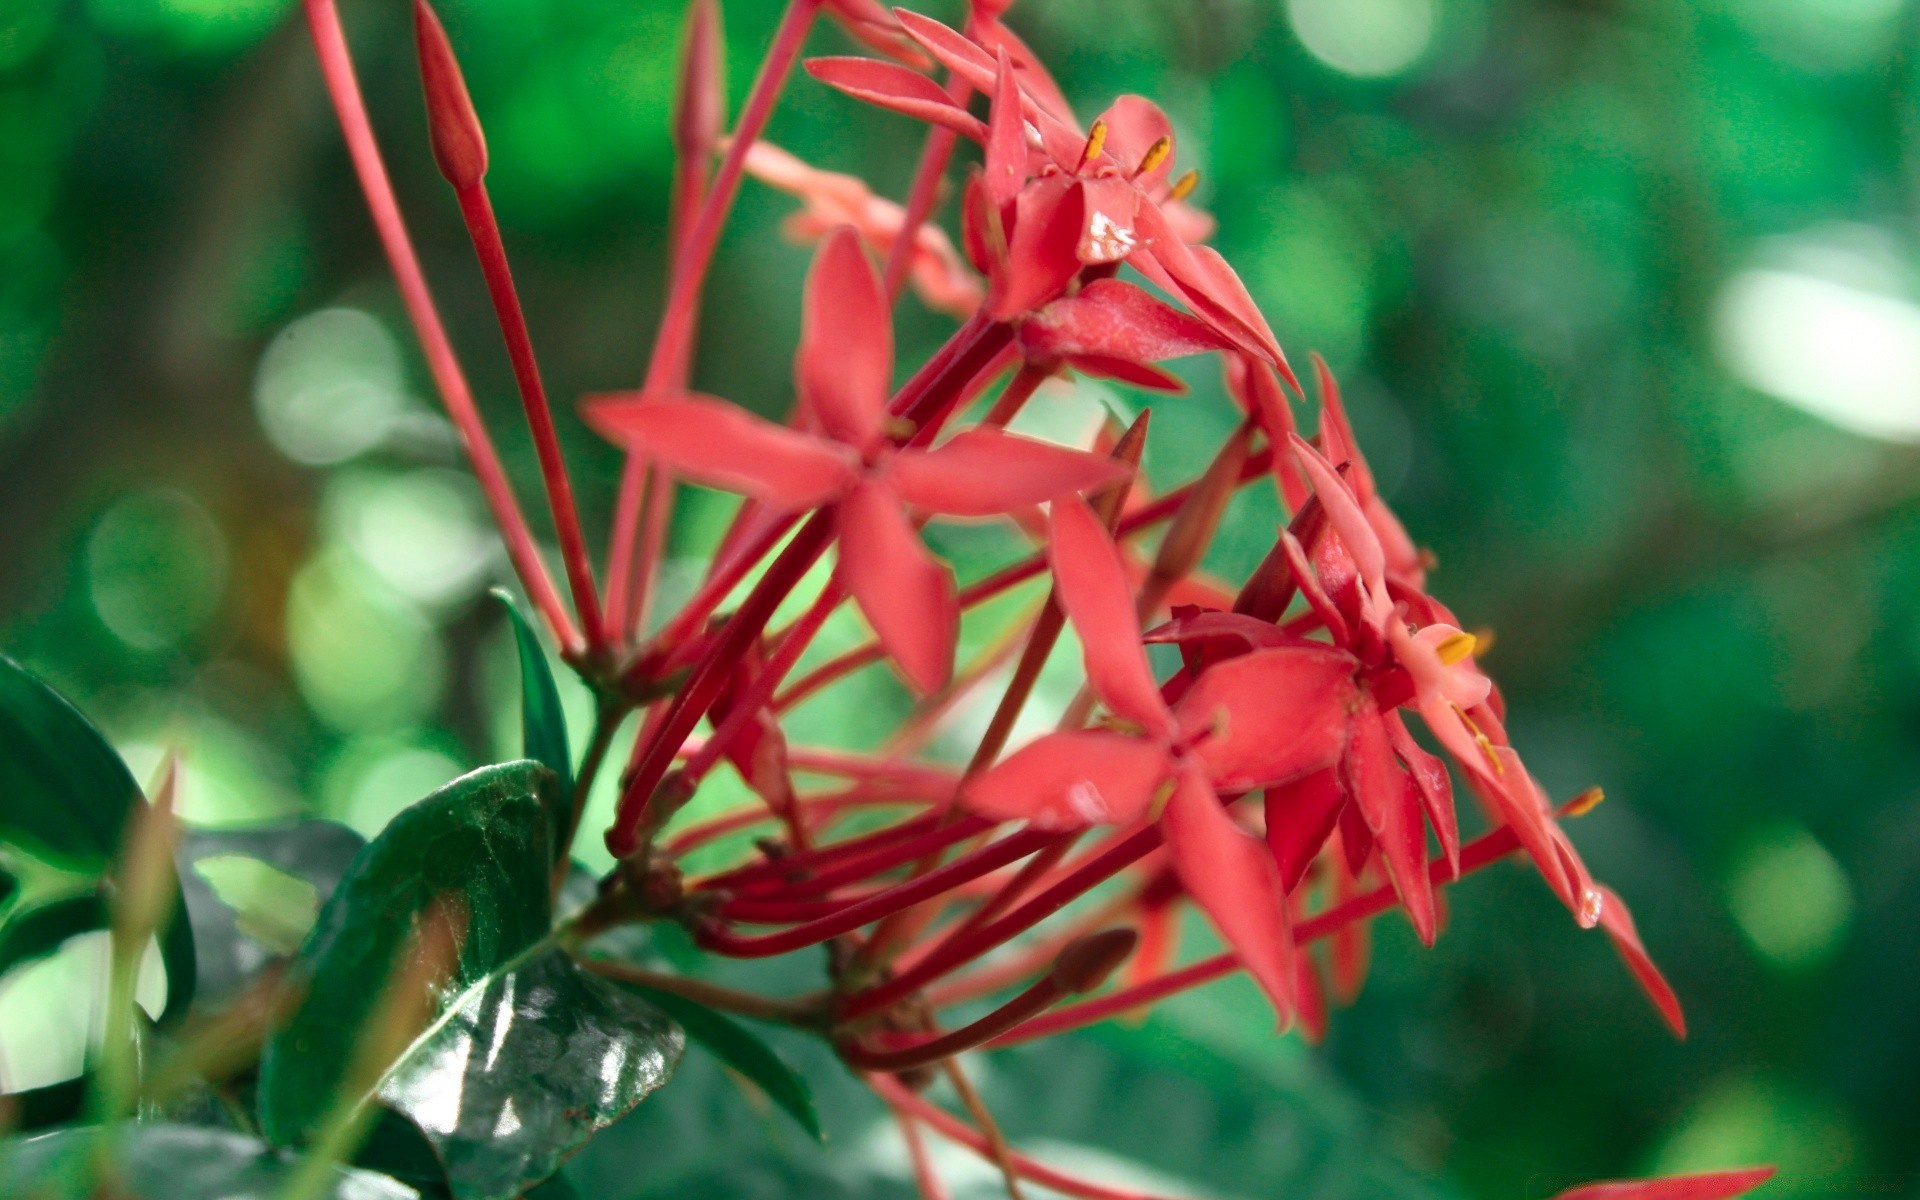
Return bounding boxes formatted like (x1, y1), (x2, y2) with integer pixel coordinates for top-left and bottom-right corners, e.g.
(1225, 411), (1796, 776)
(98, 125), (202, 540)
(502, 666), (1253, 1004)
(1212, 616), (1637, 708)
(837, 480), (956, 695)
(1226, 354), (1308, 510)
(1048, 494), (1174, 738)
(1343, 702), (1437, 946)
(1076, 175), (1140, 265)
(1090, 95), (1175, 188)
(1019, 279), (1232, 367)
(803, 57), (986, 140)
(1134, 202), (1291, 378)
(1264, 767), (1348, 893)
(887, 428), (1128, 516)
(799, 226), (892, 452)
(1062, 354), (1187, 393)
(583, 392), (856, 507)
(1290, 434), (1388, 605)
(1549, 1168), (1775, 1200)
(1176, 645), (1358, 791)
(889, 8), (995, 90)
(992, 175), (1087, 319)
(1279, 529), (1352, 647)
(971, 15), (1076, 125)
(983, 49), (1028, 211)
(1163, 766), (1296, 1024)
(1594, 884), (1687, 1038)
(961, 730), (1172, 829)
(1384, 712), (1459, 877)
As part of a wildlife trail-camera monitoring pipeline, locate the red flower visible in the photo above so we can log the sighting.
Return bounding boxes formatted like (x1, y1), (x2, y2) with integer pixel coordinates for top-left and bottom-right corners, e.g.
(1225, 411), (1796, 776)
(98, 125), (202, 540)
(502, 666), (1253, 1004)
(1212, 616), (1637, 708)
(809, 15), (1289, 378)
(1550, 1167), (1776, 1200)
(963, 495), (1357, 1020)
(587, 227), (1125, 695)
(743, 140), (983, 319)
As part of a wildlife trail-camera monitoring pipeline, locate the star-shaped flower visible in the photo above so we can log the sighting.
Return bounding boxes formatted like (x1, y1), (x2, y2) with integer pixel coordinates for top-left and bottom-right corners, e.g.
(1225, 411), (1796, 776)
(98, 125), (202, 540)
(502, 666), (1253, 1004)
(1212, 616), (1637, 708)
(587, 227), (1127, 695)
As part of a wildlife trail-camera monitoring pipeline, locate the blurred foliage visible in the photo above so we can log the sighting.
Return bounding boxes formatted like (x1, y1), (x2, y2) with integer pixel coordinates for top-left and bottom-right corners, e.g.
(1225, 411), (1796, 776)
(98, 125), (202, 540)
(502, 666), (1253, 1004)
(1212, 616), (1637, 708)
(3, 0), (1919, 1195)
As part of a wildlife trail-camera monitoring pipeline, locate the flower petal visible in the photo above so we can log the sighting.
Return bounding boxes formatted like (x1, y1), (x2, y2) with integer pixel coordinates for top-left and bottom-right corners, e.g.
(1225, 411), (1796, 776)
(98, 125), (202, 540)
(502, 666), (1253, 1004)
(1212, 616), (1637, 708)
(1090, 95), (1175, 189)
(1134, 201), (1291, 378)
(1264, 767), (1348, 893)
(1062, 354), (1187, 392)
(1048, 494), (1174, 737)
(1548, 1168), (1775, 1200)
(1163, 766), (1295, 1025)
(983, 48), (1028, 211)
(1077, 176), (1141, 265)
(961, 730), (1172, 829)
(583, 392), (857, 507)
(1384, 711), (1459, 877)
(837, 480), (956, 695)
(1018, 279), (1232, 367)
(803, 56), (986, 140)
(887, 428), (1128, 516)
(1343, 701), (1437, 946)
(799, 227), (893, 452)
(992, 175), (1087, 319)
(1291, 434), (1387, 602)
(1594, 884), (1687, 1038)
(1176, 645), (1357, 791)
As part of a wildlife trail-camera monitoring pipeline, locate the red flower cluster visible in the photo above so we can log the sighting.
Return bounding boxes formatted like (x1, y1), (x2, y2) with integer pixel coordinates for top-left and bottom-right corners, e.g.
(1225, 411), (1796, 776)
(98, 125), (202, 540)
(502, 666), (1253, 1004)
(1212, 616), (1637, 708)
(300, 0), (1770, 1195)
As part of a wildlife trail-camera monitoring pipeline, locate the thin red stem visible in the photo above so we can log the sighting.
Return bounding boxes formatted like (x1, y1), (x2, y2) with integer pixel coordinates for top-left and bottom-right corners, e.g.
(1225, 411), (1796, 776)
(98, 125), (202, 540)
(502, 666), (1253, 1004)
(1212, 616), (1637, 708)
(301, 0), (577, 651)
(454, 184), (605, 647)
(695, 828), (1058, 958)
(606, 0), (824, 621)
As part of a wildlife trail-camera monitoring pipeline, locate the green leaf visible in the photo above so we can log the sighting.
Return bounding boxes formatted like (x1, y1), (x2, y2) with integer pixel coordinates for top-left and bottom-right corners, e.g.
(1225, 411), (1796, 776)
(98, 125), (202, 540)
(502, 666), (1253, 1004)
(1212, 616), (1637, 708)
(0, 655), (196, 1025)
(0, 892), (107, 979)
(375, 948), (683, 1200)
(494, 589), (573, 856)
(610, 978), (821, 1143)
(177, 819), (365, 1001)
(0, 654), (143, 867)
(1, 1124), (419, 1200)
(258, 761), (557, 1147)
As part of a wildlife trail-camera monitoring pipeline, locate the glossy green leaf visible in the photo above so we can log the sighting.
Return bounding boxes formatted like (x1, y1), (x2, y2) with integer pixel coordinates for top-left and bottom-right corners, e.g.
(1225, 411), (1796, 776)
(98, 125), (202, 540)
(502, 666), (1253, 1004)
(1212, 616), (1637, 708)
(1, 1124), (419, 1200)
(610, 977), (821, 1143)
(258, 760), (557, 1147)
(495, 589), (573, 855)
(377, 947), (683, 1200)
(0, 654), (142, 866)
(0, 655), (195, 1025)
(177, 819), (365, 1000)
(0, 891), (107, 979)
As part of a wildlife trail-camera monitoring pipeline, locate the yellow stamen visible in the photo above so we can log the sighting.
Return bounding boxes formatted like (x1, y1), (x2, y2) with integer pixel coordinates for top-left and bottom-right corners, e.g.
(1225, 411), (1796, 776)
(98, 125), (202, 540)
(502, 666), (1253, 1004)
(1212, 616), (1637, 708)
(1078, 120), (1108, 170)
(1563, 787), (1605, 817)
(1457, 706), (1505, 775)
(1435, 631), (1477, 666)
(1136, 136), (1171, 177)
(1168, 168), (1199, 201)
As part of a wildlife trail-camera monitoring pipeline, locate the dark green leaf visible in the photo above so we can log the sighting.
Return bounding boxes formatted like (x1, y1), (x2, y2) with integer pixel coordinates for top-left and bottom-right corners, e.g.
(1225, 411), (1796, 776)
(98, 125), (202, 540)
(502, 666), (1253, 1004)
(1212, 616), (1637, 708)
(258, 761), (557, 1147)
(376, 948), (683, 1200)
(609, 978), (821, 1143)
(0, 653), (143, 867)
(495, 590), (573, 856)
(177, 819), (366, 1000)
(0, 655), (196, 1025)
(0, 891), (107, 978)
(1, 1124), (419, 1200)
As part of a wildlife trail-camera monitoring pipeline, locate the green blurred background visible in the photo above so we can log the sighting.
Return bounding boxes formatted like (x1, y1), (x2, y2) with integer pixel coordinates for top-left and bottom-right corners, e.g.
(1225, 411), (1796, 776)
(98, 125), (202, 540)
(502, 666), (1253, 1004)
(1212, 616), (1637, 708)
(2, 0), (1916, 1195)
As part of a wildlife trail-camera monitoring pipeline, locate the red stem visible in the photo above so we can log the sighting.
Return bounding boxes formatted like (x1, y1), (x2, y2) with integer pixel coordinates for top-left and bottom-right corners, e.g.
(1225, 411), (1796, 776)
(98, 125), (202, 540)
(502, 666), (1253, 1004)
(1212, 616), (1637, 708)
(840, 825), (1162, 1019)
(988, 824), (1528, 1047)
(606, 0), (825, 632)
(454, 184), (605, 647)
(301, 0), (577, 651)
(695, 827), (1058, 958)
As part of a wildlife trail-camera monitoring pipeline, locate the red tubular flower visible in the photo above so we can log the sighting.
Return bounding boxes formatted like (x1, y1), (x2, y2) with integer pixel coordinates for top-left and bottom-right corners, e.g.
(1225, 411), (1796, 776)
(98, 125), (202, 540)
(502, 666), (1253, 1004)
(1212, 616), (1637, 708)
(1549, 1168), (1776, 1200)
(962, 495), (1362, 1020)
(587, 227), (1125, 694)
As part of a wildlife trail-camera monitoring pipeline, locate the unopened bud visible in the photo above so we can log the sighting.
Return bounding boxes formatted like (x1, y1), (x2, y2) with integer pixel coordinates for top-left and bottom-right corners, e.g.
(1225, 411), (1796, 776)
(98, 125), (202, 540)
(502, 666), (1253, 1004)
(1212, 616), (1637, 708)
(1049, 928), (1138, 994)
(414, 0), (489, 189)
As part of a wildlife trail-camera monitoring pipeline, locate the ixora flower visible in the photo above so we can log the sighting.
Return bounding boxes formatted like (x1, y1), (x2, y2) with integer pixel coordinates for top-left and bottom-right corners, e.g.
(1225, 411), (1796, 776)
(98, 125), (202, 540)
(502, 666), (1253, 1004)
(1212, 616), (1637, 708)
(585, 226), (1126, 695)
(187, 0), (1788, 1196)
